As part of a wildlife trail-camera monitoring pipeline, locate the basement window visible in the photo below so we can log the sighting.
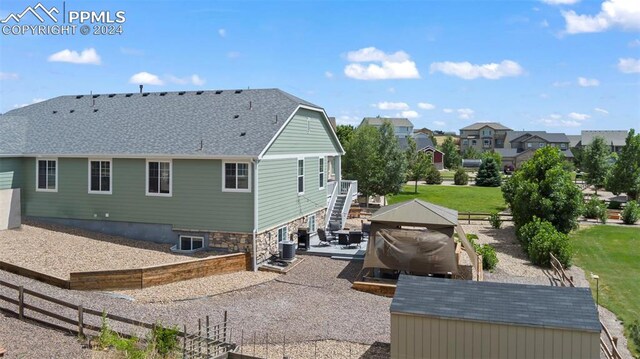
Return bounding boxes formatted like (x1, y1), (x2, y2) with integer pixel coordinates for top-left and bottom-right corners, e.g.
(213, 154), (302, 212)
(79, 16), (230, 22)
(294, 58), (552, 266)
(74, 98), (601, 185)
(36, 159), (57, 192)
(277, 226), (288, 243)
(179, 235), (204, 251)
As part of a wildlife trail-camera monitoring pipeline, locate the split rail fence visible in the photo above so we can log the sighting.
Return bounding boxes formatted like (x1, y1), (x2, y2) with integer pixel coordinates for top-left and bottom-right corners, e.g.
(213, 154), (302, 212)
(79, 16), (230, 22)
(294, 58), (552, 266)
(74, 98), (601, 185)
(0, 279), (234, 359)
(550, 253), (623, 359)
(458, 212), (513, 224)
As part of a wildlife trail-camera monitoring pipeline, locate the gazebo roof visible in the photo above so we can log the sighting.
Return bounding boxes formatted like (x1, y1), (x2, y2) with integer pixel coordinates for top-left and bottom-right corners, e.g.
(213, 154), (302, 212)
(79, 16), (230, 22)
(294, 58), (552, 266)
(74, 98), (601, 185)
(370, 199), (458, 227)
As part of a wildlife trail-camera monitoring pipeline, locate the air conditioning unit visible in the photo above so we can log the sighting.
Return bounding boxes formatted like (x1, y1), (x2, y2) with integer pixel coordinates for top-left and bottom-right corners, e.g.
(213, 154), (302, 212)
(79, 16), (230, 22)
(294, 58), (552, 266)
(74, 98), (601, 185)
(279, 240), (296, 261)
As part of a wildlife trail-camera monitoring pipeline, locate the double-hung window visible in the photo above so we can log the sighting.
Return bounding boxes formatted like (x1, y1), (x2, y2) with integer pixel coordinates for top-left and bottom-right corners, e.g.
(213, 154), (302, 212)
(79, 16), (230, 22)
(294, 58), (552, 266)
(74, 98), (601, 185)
(297, 159), (304, 194)
(277, 226), (288, 242)
(223, 162), (250, 191)
(179, 235), (203, 251)
(308, 215), (316, 233)
(88, 160), (112, 194)
(318, 157), (325, 189)
(147, 160), (171, 196)
(36, 159), (57, 192)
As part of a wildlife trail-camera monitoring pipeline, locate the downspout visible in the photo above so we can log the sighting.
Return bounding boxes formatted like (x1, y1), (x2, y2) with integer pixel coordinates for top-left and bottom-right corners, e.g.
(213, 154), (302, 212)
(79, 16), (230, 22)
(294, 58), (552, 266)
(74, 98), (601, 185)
(252, 158), (258, 272)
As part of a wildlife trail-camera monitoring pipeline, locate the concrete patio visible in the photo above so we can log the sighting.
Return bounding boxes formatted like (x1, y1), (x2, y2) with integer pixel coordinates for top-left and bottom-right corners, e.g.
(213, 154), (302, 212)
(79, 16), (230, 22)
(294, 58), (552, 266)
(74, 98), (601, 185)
(300, 233), (366, 259)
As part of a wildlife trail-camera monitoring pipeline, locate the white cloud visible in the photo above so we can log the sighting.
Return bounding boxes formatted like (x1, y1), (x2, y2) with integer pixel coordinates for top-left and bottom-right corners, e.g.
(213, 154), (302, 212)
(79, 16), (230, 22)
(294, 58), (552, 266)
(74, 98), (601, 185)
(129, 72), (164, 86)
(542, 0), (581, 4)
(375, 101), (409, 110)
(13, 98), (45, 109)
(418, 102), (436, 110)
(218, 28), (226, 37)
(48, 48), (101, 65)
(617, 58), (640, 73)
(562, 0), (640, 34)
(324, 71), (334, 79)
(388, 87), (396, 93)
(550, 114), (562, 119)
(343, 47), (420, 80)
(457, 108), (474, 120)
(594, 107), (609, 114)
(577, 77), (600, 87)
(433, 120), (446, 126)
(0, 72), (19, 80)
(537, 115), (582, 128)
(540, 20), (550, 28)
(190, 75), (206, 86)
(443, 108), (454, 113)
(166, 74), (206, 86)
(629, 39), (640, 47)
(336, 115), (360, 126)
(429, 60), (524, 80)
(568, 112), (591, 120)
(552, 80), (572, 87)
(398, 110), (419, 119)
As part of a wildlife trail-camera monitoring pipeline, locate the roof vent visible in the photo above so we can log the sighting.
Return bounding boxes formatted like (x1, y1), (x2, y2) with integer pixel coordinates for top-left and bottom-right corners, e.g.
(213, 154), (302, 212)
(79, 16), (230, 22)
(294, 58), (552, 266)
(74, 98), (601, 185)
(93, 109), (99, 113)
(234, 114), (239, 119)
(142, 93), (150, 97)
(76, 95), (84, 99)
(240, 132), (246, 137)
(160, 92), (167, 96)
(215, 90), (223, 94)
(70, 109), (75, 113)
(52, 110), (57, 114)
(178, 91), (186, 95)
(108, 94), (116, 98)
(125, 93), (133, 97)
(92, 94), (99, 98)
(235, 90), (242, 94)
(196, 91), (204, 95)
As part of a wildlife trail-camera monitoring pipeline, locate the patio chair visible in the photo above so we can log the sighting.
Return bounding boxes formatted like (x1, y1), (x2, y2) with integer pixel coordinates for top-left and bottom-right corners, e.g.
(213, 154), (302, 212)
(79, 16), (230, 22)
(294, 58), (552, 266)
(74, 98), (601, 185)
(338, 232), (350, 248)
(316, 228), (333, 247)
(328, 220), (341, 236)
(349, 231), (363, 248)
(361, 220), (371, 240)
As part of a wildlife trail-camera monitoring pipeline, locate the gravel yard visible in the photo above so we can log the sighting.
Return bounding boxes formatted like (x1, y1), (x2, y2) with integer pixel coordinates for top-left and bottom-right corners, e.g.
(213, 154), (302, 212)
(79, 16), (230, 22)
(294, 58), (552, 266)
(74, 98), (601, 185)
(0, 221), (201, 278)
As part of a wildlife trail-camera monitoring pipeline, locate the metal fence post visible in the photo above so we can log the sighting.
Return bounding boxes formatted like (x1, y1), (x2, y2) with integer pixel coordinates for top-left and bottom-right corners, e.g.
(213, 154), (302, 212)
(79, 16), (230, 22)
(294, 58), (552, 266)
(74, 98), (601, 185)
(198, 318), (202, 357)
(206, 315), (210, 358)
(78, 305), (84, 337)
(18, 286), (24, 320)
(183, 324), (187, 358)
(223, 310), (228, 343)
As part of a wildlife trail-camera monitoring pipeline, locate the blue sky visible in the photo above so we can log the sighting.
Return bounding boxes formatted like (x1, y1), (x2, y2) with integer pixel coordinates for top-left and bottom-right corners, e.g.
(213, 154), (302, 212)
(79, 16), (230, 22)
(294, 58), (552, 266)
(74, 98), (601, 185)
(0, 0), (638, 134)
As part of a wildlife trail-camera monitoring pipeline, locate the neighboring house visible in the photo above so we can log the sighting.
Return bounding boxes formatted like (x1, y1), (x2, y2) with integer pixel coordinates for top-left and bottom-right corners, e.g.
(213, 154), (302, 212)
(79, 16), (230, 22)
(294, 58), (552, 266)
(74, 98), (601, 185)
(459, 122), (512, 152)
(0, 89), (352, 266)
(413, 128), (433, 139)
(360, 117), (414, 139)
(498, 130), (573, 168)
(580, 130), (628, 153)
(398, 136), (445, 170)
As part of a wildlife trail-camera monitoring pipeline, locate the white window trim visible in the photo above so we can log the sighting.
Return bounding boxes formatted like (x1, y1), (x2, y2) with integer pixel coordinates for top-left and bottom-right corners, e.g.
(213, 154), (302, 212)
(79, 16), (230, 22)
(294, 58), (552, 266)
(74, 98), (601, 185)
(35, 158), (58, 193)
(297, 157), (305, 195)
(318, 157), (325, 190)
(145, 159), (172, 197)
(178, 235), (204, 251)
(307, 214), (317, 234)
(277, 226), (288, 242)
(87, 159), (113, 195)
(222, 161), (252, 193)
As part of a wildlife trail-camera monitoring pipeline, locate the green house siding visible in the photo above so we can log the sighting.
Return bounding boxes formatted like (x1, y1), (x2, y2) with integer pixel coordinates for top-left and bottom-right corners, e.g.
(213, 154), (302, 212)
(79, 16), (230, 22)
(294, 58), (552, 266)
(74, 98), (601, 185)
(21, 158), (254, 232)
(263, 108), (341, 156)
(257, 157), (326, 232)
(0, 157), (23, 190)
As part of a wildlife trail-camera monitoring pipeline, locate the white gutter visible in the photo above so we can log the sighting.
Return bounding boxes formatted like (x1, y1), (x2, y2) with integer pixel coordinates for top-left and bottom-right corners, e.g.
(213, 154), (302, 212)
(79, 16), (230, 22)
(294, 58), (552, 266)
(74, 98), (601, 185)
(252, 159), (259, 271)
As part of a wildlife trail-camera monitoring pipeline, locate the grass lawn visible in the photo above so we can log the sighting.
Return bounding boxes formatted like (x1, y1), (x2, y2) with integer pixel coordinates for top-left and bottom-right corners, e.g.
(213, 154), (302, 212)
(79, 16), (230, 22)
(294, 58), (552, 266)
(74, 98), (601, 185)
(571, 225), (640, 355)
(387, 184), (506, 213)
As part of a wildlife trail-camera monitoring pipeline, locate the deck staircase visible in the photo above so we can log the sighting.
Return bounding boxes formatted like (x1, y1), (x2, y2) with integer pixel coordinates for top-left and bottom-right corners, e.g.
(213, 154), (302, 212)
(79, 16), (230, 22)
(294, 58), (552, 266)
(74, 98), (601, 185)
(326, 180), (358, 231)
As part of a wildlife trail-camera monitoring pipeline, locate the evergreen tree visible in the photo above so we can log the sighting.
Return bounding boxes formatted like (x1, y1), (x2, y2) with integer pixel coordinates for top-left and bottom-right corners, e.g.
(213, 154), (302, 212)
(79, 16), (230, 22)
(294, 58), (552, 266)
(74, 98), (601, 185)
(475, 157), (502, 187)
(606, 129), (640, 200)
(440, 136), (461, 169)
(582, 136), (611, 194)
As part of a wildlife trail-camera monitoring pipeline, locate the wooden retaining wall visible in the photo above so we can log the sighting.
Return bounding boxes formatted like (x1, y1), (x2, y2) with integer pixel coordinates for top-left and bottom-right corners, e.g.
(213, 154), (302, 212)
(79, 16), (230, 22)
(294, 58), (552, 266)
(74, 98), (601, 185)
(351, 281), (396, 297)
(0, 261), (70, 289)
(70, 252), (250, 290)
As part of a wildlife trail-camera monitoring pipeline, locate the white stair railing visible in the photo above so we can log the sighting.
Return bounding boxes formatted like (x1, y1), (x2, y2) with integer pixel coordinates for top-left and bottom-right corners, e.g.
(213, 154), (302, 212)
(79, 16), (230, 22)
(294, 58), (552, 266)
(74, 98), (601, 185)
(325, 181), (340, 230)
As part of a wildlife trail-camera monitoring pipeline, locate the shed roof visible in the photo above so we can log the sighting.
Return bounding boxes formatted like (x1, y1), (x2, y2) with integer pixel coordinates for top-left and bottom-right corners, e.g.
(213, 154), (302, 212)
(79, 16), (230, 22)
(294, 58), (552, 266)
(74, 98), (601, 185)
(0, 89), (325, 157)
(581, 130), (628, 147)
(391, 275), (601, 333)
(360, 117), (414, 128)
(370, 199), (458, 227)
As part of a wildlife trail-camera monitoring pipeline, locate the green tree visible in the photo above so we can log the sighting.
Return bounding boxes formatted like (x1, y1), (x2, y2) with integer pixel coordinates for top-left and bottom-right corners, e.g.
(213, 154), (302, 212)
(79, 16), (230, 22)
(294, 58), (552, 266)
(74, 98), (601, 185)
(475, 157), (502, 187)
(482, 150), (502, 169)
(502, 146), (583, 234)
(462, 147), (481, 160)
(582, 136), (611, 194)
(425, 164), (443, 184)
(374, 121), (408, 202)
(440, 136), (461, 169)
(343, 124), (381, 205)
(406, 137), (430, 193)
(606, 129), (640, 200)
(335, 124), (355, 148)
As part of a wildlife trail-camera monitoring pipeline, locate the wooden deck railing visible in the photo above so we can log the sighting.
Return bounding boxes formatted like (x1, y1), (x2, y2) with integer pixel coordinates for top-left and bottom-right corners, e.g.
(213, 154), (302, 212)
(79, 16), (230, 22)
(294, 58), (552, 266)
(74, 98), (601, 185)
(549, 253), (623, 359)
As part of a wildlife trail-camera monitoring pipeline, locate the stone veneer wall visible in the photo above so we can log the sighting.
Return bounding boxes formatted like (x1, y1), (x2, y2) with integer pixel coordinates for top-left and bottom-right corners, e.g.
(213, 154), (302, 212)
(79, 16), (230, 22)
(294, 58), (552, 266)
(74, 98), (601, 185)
(208, 208), (327, 266)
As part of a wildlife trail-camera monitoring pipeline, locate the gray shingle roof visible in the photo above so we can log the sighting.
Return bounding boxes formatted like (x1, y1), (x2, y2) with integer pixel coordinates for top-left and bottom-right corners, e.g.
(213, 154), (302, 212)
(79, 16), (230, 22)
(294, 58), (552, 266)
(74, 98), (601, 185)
(581, 130), (628, 147)
(360, 117), (414, 128)
(505, 131), (569, 144)
(494, 148), (520, 158)
(460, 122), (511, 131)
(398, 136), (434, 150)
(0, 89), (321, 157)
(391, 275), (600, 332)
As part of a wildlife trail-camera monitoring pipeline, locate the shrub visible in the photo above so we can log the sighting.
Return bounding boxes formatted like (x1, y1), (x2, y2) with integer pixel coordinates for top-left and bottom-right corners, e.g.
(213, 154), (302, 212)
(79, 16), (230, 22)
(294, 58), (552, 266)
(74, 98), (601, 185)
(517, 217), (573, 267)
(97, 312), (145, 359)
(621, 201), (639, 225)
(424, 165), (443, 184)
(475, 157), (502, 187)
(453, 168), (469, 185)
(151, 323), (180, 356)
(465, 234), (498, 271)
(629, 321), (640, 353)
(583, 196), (606, 219)
(488, 212), (502, 229)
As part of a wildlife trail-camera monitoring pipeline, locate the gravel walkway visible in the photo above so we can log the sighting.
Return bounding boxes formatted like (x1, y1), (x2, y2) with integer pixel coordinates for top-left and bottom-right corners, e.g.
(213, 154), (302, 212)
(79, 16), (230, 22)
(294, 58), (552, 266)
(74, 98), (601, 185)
(238, 340), (390, 359)
(0, 221), (203, 278)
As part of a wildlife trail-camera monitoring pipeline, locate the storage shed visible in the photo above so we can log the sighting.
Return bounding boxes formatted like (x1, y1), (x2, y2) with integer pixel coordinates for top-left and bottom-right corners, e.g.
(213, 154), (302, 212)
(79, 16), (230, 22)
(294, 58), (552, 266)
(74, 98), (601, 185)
(390, 275), (601, 359)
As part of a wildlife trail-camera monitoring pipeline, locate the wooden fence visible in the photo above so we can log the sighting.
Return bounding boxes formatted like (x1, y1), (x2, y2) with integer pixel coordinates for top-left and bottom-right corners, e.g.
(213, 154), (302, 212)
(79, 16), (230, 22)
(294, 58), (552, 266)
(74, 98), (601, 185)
(0, 279), (235, 358)
(458, 212), (513, 224)
(550, 253), (623, 359)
